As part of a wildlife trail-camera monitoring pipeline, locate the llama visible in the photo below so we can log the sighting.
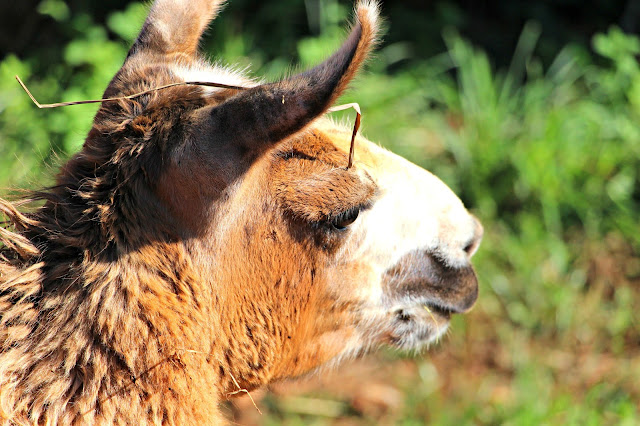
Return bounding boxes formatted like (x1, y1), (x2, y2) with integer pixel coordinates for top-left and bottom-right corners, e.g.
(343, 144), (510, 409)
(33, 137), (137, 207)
(0, 0), (483, 424)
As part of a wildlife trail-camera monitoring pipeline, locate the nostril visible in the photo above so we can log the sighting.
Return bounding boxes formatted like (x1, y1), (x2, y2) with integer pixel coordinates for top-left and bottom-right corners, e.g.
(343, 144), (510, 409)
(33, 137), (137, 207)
(464, 216), (483, 257)
(463, 241), (475, 256)
(396, 309), (411, 322)
(463, 238), (480, 257)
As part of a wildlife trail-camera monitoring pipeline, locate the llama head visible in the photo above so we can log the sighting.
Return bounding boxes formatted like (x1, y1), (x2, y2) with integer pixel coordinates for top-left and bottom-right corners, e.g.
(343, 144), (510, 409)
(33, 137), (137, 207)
(77, 0), (482, 391)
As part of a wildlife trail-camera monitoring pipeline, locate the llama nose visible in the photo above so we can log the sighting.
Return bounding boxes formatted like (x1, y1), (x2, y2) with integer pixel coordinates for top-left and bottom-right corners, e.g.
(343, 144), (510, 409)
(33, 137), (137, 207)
(463, 215), (483, 258)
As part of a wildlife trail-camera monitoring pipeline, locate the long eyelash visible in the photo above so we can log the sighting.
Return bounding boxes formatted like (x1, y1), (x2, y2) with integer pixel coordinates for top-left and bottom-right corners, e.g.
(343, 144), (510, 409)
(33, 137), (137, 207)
(330, 206), (360, 223)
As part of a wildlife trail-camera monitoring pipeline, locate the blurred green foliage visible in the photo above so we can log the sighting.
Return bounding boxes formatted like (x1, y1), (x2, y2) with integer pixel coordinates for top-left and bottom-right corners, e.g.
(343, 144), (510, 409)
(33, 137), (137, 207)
(1, 0), (638, 424)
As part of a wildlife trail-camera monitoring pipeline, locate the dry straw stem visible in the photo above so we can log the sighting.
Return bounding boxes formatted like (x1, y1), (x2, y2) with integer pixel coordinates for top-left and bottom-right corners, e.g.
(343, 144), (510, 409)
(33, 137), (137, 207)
(14, 76), (362, 169)
(423, 305), (442, 336)
(327, 102), (361, 169)
(226, 372), (263, 415)
(14, 75), (246, 108)
(172, 348), (263, 415)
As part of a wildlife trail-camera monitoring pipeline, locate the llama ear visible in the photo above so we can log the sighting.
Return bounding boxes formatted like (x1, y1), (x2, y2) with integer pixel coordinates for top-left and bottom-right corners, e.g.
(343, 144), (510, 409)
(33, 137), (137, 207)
(128, 0), (226, 58)
(205, 1), (380, 156)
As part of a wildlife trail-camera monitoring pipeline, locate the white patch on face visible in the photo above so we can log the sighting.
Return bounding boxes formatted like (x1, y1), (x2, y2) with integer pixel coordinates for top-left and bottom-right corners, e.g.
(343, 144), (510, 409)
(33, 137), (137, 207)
(351, 143), (478, 271)
(327, 139), (481, 351)
(332, 142), (479, 301)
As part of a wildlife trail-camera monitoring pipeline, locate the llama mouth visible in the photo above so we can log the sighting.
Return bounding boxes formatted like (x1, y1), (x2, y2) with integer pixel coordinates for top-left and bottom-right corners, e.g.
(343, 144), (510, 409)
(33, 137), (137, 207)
(384, 301), (453, 350)
(393, 301), (453, 324)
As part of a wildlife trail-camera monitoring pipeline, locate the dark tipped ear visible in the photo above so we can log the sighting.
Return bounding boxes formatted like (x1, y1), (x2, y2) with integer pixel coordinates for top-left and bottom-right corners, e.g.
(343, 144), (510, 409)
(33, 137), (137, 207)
(208, 1), (380, 153)
(129, 0), (226, 57)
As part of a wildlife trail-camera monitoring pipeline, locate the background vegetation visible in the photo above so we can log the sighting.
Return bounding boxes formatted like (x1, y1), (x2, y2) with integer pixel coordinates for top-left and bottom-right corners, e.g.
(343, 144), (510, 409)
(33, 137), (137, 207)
(1, 0), (638, 424)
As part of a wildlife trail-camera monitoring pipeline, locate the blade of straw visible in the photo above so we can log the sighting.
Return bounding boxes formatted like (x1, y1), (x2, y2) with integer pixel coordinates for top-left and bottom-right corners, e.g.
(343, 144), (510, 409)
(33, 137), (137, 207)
(15, 75), (247, 109)
(327, 103), (361, 169)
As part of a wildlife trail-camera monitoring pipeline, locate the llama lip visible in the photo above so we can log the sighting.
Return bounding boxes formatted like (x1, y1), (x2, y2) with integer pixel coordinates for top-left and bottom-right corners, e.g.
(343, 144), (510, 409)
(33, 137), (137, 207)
(387, 303), (451, 349)
(422, 303), (453, 320)
(392, 301), (453, 323)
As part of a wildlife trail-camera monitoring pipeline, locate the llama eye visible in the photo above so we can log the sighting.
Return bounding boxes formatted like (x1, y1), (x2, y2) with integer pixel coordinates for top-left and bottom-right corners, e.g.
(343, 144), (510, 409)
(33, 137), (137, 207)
(330, 207), (360, 231)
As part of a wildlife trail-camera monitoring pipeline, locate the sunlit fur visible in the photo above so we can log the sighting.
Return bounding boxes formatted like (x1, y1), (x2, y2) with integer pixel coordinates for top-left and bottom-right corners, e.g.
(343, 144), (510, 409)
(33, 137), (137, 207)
(0, 0), (481, 424)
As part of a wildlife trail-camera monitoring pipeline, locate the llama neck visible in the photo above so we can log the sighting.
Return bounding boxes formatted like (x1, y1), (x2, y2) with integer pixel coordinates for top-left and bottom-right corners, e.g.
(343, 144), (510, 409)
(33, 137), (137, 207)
(0, 239), (222, 423)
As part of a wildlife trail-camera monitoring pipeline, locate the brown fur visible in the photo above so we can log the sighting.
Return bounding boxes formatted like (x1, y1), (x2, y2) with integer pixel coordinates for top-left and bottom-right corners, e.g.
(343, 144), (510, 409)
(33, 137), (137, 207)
(0, 1), (382, 424)
(0, 1), (481, 424)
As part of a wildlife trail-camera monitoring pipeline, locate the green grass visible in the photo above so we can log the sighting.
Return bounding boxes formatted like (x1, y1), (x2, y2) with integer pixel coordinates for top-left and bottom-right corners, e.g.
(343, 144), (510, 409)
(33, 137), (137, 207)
(1, 2), (638, 424)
